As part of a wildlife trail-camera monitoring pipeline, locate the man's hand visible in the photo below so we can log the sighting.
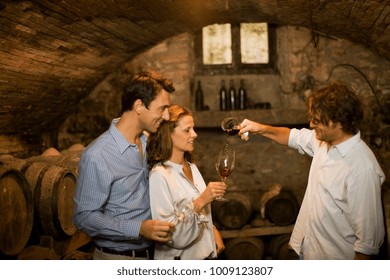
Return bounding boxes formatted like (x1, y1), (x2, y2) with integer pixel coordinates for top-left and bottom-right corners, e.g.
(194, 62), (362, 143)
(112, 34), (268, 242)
(140, 220), (175, 242)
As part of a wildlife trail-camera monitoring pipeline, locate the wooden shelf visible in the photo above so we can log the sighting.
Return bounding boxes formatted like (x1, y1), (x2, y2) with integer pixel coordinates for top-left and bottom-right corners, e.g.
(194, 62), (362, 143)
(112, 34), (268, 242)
(220, 224), (294, 239)
(193, 109), (308, 128)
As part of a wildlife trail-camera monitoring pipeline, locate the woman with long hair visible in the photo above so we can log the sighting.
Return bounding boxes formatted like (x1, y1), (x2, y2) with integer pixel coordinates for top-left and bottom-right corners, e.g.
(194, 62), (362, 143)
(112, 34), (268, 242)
(147, 104), (226, 260)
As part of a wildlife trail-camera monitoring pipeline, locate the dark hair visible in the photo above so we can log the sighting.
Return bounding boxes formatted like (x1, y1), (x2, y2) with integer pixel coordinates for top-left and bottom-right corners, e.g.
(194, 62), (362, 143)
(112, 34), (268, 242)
(147, 105), (195, 170)
(121, 71), (175, 114)
(308, 82), (363, 134)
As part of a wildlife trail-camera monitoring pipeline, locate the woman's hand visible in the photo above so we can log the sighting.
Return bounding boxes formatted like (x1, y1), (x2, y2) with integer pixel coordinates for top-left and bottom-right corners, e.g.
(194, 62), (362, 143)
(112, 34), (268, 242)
(213, 227), (225, 255)
(193, 182), (226, 213)
(205, 181), (227, 202)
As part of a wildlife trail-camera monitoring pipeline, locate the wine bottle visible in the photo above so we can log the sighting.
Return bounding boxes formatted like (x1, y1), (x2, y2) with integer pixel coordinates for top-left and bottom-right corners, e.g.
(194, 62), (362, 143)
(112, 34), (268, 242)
(238, 79), (247, 110)
(195, 81), (204, 111)
(219, 80), (228, 111)
(228, 79), (236, 110)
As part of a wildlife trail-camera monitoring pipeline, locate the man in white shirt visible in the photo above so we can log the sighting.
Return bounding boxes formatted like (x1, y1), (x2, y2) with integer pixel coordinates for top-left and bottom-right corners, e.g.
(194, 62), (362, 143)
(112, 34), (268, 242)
(238, 82), (385, 259)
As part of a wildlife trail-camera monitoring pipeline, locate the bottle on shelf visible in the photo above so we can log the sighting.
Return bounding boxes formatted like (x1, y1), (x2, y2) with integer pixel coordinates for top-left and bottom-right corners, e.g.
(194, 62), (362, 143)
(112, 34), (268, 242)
(238, 79), (247, 110)
(195, 80), (204, 111)
(228, 79), (236, 110)
(219, 80), (228, 111)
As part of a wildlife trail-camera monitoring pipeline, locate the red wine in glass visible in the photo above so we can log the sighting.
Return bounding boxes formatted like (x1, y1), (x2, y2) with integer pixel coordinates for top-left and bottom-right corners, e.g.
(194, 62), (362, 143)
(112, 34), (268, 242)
(221, 117), (248, 140)
(218, 166), (233, 178)
(225, 128), (240, 136)
(221, 118), (239, 134)
(215, 149), (235, 201)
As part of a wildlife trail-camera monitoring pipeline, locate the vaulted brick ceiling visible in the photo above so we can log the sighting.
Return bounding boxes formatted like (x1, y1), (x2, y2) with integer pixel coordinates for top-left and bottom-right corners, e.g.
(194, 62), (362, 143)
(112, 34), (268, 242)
(1, 0), (389, 137)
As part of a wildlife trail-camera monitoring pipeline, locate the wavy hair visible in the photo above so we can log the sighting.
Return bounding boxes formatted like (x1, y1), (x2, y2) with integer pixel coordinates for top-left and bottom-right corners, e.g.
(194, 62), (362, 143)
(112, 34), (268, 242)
(308, 82), (363, 134)
(147, 105), (195, 170)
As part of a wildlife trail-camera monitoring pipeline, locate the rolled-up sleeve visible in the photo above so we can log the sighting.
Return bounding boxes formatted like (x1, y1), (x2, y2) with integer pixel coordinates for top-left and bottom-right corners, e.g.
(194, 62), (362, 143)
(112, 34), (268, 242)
(288, 128), (316, 157)
(347, 168), (385, 255)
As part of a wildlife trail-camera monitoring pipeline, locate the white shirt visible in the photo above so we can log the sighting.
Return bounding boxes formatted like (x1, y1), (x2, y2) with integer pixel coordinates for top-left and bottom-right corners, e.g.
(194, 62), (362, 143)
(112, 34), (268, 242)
(149, 161), (217, 260)
(288, 129), (385, 259)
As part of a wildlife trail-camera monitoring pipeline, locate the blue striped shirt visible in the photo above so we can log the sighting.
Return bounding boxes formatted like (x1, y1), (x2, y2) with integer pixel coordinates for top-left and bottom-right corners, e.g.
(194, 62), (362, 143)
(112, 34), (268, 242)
(74, 118), (152, 250)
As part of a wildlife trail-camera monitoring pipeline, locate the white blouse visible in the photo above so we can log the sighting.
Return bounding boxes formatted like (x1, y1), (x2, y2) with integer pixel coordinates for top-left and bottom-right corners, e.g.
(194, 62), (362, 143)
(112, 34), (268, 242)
(149, 161), (217, 260)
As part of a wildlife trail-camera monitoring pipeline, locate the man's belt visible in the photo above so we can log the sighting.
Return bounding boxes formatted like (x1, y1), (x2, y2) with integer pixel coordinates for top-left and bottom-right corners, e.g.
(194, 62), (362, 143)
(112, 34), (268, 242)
(95, 245), (151, 258)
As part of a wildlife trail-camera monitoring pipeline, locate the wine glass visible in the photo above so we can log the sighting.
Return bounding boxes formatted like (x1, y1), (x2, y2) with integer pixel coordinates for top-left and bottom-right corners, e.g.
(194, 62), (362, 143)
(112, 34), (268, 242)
(174, 199), (193, 224)
(221, 117), (240, 135)
(221, 117), (249, 139)
(215, 149), (235, 201)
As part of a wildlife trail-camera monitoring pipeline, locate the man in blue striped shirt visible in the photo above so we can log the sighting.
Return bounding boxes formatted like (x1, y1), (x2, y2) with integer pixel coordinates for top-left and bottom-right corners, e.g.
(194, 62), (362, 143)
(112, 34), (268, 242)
(74, 72), (176, 260)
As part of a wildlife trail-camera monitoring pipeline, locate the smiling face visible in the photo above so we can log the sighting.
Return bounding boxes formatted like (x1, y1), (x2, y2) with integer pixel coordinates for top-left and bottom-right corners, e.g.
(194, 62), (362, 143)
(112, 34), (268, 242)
(171, 115), (197, 156)
(306, 83), (361, 147)
(308, 105), (346, 147)
(146, 105), (197, 169)
(139, 89), (171, 133)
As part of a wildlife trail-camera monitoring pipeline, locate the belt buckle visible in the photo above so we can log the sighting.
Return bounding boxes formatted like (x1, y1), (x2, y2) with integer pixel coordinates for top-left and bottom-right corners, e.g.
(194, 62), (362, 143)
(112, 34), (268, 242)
(132, 248), (149, 259)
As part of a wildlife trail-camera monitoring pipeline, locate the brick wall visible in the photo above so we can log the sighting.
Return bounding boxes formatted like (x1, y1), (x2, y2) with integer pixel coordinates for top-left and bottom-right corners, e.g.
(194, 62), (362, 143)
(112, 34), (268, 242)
(56, 27), (389, 246)
(57, 27), (389, 197)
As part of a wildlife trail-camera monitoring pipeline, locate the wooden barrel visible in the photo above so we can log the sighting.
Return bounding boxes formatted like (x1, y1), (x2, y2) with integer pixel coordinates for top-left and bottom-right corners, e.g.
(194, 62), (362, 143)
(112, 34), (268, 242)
(268, 234), (299, 260)
(61, 143), (85, 154)
(0, 167), (34, 256)
(224, 237), (264, 260)
(258, 184), (282, 219)
(40, 146), (84, 175)
(62, 250), (93, 260)
(17, 236), (61, 260)
(31, 162), (77, 240)
(264, 190), (299, 226)
(0, 157), (77, 240)
(213, 192), (253, 229)
(28, 154), (81, 175)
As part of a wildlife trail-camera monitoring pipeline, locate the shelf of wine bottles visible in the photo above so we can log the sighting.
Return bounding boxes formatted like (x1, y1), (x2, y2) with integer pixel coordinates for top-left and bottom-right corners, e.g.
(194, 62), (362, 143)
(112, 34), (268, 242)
(193, 108), (308, 128)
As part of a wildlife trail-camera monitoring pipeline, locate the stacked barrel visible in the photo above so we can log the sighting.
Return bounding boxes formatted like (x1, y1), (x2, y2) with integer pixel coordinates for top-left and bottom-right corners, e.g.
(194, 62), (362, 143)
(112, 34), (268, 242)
(1, 145), (300, 260)
(0, 166), (33, 256)
(0, 145), (83, 258)
(212, 186), (300, 260)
